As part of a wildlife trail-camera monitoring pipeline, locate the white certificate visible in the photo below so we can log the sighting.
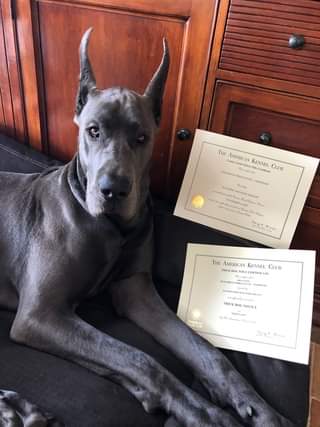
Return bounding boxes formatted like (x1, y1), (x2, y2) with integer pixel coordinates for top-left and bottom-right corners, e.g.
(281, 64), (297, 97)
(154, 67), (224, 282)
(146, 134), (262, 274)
(177, 244), (315, 364)
(174, 130), (319, 248)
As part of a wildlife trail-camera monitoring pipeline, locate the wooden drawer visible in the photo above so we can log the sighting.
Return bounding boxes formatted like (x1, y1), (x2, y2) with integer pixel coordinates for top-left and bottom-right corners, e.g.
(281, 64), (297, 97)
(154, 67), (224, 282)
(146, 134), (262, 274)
(220, 0), (320, 86)
(210, 81), (320, 207)
(309, 176), (320, 209)
(226, 103), (320, 162)
(292, 206), (320, 254)
(209, 81), (320, 224)
(292, 206), (320, 325)
(313, 266), (320, 327)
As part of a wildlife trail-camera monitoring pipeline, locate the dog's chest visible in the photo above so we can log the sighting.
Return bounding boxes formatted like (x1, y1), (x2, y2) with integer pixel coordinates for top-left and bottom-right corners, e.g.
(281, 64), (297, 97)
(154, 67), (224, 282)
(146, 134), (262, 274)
(83, 229), (125, 298)
(84, 217), (152, 298)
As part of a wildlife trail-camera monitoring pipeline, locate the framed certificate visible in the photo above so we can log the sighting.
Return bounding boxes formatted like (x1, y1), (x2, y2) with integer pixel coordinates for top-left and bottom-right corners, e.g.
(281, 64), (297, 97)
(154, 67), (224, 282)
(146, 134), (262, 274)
(177, 244), (316, 364)
(174, 130), (319, 248)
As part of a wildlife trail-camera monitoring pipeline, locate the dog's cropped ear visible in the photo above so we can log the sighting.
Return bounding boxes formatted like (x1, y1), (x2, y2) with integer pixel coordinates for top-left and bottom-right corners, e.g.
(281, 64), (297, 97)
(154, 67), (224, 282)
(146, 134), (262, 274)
(74, 28), (97, 122)
(144, 38), (170, 127)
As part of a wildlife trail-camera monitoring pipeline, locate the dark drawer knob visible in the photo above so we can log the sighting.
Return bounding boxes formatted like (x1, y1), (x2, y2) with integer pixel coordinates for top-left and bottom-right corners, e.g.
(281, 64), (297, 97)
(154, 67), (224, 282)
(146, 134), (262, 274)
(288, 34), (305, 49)
(259, 132), (272, 145)
(177, 128), (192, 141)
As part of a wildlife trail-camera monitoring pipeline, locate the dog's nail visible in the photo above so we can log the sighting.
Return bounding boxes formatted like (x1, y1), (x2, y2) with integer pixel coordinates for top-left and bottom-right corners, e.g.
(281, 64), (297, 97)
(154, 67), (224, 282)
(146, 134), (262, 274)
(246, 405), (253, 417)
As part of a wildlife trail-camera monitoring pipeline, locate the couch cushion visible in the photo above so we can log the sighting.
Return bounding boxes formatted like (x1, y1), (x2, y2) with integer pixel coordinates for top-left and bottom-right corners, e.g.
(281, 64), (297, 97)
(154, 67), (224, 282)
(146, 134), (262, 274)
(153, 201), (261, 288)
(0, 134), (61, 173)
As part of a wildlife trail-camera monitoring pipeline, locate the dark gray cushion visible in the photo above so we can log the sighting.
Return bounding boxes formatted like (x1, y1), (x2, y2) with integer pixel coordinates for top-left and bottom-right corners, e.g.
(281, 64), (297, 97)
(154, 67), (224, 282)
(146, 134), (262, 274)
(0, 135), (61, 173)
(0, 133), (310, 426)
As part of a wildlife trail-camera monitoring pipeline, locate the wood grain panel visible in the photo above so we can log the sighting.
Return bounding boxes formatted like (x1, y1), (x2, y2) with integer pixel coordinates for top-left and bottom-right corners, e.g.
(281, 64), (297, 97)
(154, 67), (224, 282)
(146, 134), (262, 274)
(309, 342), (320, 426)
(48, 0), (192, 18)
(226, 103), (320, 163)
(309, 394), (320, 427)
(220, 0), (320, 86)
(311, 341), (320, 400)
(292, 207), (320, 262)
(222, 37), (320, 62)
(200, 0), (320, 130)
(223, 17), (320, 39)
(1, 1), (26, 141)
(15, 0), (43, 149)
(225, 25), (320, 47)
(36, 1), (184, 194)
(312, 269), (320, 328)
(0, 6), (14, 137)
(292, 215), (320, 327)
(230, 0), (320, 17)
(221, 43), (320, 69)
(229, 7), (320, 30)
(0, 89), (5, 130)
(309, 177), (320, 210)
(225, 100), (320, 203)
(210, 82), (320, 203)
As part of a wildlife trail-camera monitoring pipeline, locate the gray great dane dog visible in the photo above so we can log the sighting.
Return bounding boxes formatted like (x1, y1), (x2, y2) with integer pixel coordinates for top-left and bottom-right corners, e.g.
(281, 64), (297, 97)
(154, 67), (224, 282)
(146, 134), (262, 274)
(0, 29), (294, 427)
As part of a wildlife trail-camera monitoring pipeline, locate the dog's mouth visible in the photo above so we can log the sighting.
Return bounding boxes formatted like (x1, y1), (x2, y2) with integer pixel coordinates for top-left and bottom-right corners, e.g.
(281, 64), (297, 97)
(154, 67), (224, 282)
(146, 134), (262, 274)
(86, 187), (136, 220)
(91, 193), (121, 215)
(101, 197), (119, 214)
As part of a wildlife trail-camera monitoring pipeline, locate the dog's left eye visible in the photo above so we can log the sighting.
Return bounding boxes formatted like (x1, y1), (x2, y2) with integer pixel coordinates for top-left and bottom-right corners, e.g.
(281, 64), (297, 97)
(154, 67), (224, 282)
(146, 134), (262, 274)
(136, 134), (146, 144)
(87, 126), (100, 139)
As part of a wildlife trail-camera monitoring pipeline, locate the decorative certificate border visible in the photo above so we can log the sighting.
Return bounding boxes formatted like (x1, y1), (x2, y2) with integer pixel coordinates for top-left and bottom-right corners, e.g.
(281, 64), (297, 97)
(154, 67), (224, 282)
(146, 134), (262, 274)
(184, 254), (303, 350)
(184, 142), (305, 240)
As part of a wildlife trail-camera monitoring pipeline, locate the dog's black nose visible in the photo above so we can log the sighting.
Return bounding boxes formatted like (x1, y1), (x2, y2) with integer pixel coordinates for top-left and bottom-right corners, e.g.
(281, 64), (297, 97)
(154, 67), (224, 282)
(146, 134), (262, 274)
(98, 174), (132, 200)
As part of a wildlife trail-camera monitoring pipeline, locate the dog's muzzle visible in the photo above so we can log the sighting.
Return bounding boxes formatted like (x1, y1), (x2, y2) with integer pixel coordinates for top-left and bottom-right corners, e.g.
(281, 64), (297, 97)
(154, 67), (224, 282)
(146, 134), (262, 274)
(98, 174), (132, 201)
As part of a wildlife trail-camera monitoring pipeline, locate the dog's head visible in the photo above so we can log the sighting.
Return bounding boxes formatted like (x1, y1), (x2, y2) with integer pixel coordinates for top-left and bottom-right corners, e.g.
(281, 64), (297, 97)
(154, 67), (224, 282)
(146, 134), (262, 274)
(74, 28), (169, 222)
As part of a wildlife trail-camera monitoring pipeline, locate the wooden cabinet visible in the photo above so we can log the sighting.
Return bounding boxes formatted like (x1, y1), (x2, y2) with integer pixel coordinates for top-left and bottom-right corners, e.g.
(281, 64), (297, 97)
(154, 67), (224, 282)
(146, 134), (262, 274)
(201, 0), (320, 325)
(11, 0), (216, 196)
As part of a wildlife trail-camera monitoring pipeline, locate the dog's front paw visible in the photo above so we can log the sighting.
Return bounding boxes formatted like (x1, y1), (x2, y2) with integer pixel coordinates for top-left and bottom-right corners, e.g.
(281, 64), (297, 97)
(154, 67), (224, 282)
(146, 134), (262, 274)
(252, 413), (294, 427)
(0, 390), (64, 427)
(204, 379), (294, 427)
(165, 409), (243, 427)
(235, 401), (294, 427)
(164, 416), (180, 427)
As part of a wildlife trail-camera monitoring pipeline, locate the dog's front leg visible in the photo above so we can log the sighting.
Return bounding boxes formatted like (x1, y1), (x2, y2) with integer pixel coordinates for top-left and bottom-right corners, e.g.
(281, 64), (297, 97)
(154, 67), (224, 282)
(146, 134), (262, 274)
(10, 303), (242, 427)
(110, 274), (294, 427)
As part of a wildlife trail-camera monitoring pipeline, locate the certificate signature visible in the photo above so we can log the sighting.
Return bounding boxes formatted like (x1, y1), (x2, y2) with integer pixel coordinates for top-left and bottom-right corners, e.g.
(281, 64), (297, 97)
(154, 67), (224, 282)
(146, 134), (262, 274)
(256, 329), (286, 340)
(251, 220), (277, 234)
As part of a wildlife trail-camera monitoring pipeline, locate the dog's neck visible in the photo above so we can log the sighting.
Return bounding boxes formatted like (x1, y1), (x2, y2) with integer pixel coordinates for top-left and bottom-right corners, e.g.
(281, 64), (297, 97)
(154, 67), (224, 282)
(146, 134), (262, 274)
(67, 154), (150, 233)
(75, 154), (87, 199)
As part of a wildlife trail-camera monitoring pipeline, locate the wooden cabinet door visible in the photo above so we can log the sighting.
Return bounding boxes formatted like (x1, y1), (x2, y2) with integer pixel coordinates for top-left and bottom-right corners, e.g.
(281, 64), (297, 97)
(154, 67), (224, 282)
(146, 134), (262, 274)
(0, 2), (25, 140)
(0, 7), (14, 136)
(14, 0), (216, 196)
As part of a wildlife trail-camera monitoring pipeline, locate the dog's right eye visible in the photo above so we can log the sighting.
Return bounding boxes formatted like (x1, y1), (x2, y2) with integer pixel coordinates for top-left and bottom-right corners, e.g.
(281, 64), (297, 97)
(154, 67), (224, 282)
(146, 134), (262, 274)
(87, 126), (100, 139)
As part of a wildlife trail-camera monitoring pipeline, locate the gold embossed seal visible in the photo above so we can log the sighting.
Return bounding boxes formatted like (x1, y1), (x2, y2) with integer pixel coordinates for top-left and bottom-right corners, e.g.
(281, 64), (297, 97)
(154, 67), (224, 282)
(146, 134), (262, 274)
(191, 195), (205, 209)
